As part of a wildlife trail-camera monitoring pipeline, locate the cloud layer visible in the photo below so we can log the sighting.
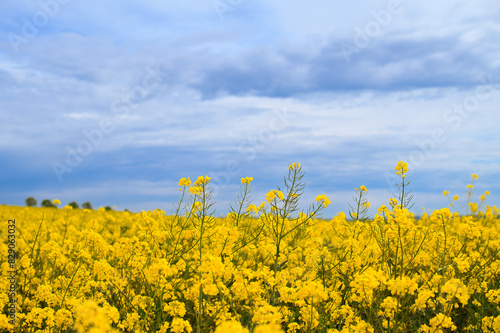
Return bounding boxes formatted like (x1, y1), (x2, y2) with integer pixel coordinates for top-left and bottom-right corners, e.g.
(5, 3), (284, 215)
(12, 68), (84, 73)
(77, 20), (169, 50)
(1, 0), (499, 216)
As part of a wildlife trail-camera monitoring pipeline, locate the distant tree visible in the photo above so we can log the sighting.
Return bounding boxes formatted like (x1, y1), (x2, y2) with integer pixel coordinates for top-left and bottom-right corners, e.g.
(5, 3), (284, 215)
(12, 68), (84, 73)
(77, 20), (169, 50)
(41, 199), (55, 208)
(68, 201), (79, 209)
(82, 202), (93, 210)
(25, 197), (37, 207)
(105, 206), (113, 211)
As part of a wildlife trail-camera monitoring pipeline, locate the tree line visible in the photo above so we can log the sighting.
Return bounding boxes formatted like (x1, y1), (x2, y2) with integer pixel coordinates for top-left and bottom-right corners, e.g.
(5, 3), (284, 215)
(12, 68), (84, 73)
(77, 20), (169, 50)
(24, 197), (119, 211)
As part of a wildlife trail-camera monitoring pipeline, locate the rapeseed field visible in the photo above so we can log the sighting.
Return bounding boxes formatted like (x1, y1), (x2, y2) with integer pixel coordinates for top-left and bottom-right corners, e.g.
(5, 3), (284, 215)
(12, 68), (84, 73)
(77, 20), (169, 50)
(2, 162), (500, 333)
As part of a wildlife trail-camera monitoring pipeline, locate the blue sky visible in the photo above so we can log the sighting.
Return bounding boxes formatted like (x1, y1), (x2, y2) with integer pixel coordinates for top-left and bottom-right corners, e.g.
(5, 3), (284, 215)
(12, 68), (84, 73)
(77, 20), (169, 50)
(1, 0), (499, 217)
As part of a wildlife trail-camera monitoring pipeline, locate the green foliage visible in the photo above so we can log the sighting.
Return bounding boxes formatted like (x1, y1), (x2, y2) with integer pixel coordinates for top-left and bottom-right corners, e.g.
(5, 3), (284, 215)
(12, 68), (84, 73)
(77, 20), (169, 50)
(25, 197), (37, 207)
(41, 199), (55, 208)
(68, 201), (79, 209)
(82, 202), (93, 210)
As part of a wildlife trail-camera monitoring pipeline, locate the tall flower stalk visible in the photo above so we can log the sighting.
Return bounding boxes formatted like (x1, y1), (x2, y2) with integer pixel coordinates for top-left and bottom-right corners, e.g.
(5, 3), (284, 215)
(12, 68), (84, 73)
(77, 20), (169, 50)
(349, 185), (370, 221)
(393, 161), (414, 210)
(260, 163), (330, 305)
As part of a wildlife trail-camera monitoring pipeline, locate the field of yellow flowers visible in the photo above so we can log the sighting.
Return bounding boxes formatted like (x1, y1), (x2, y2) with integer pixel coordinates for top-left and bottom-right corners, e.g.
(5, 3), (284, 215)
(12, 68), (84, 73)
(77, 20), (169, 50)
(2, 162), (500, 333)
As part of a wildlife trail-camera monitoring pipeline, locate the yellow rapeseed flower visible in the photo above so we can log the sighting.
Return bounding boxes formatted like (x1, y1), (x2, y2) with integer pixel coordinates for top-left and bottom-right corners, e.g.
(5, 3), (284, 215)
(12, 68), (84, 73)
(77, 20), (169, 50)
(426, 313), (456, 332)
(389, 198), (398, 207)
(254, 324), (285, 333)
(241, 177), (253, 184)
(350, 268), (382, 304)
(178, 177), (191, 187)
(189, 186), (203, 195)
(360, 185), (367, 192)
(246, 204), (258, 214)
(194, 175), (211, 185)
(441, 278), (470, 305)
(55, 309), (73, 329)
(170, 317), (192, 333)
(215, 320), (250, 333)
(378, 205), (388, 214)
(387, 276), (418, 297)
(163, 301), (186, 317)
(395, 161), (409, 175)
(315, 194), (331, 208)
(472, 174), (479, 180)
(277, 190), (285, 200)
(413, 289), (435, 312)
(379, 296), (398, 317)
(266, 190), (277, 203)
(52, 199), (61, 205)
